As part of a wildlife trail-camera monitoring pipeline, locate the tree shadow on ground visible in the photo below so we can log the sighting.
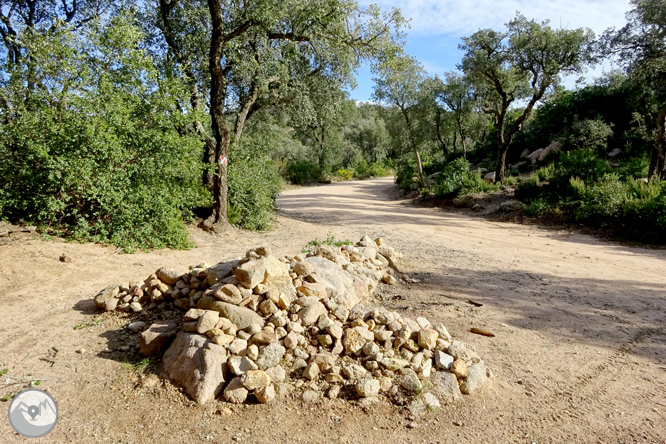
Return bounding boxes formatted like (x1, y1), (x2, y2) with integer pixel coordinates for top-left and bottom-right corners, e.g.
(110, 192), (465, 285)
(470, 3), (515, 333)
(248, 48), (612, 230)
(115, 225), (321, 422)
(411, 266), (666, 365)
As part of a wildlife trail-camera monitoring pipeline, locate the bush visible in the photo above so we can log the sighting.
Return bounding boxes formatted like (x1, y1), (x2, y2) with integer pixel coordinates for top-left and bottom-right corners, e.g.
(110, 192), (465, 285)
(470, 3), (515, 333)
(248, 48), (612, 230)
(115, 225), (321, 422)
(352, 160), (391, 179)
(228, 159), (282, 231)
(286, 161), (322, 184)
(568, 118), (614, 153)
(555, 149), (610, 186)
(336, 169), (354, 181)
(575, 174), (630, 222)
(0, 15), (209, 251)
(432, 158), (499, 198)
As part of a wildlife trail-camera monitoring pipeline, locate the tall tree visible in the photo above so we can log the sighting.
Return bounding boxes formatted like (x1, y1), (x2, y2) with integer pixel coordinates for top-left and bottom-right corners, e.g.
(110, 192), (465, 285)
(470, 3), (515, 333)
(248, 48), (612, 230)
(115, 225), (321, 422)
(606, 0), (666, 179)
(460, 14), (594, 183)
(373, 53), (428, 188)
(201, 0), (405, 230)
(438, 72), (477, 159)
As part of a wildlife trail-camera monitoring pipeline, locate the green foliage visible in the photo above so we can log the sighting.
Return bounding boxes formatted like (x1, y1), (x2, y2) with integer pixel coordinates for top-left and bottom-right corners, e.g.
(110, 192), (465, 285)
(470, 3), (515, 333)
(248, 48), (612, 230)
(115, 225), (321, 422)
(302, 233), (352, 253)
(431, 158), (499, 198)
(555, 149), (611, 185)
(228, 159), (282, 231)
(73, 318), (102, 330)
(286, 160), (322, 185)
(524, 198), (552, 216)
(568, 119), (615, 153)
(353, 160), (392, 179)
(0, 14), (209, 252)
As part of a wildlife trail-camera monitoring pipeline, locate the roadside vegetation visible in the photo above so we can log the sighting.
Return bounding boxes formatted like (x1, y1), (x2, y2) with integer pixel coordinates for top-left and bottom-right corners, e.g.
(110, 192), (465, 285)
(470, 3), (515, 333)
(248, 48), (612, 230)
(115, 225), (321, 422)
(0, 0), (664, 248)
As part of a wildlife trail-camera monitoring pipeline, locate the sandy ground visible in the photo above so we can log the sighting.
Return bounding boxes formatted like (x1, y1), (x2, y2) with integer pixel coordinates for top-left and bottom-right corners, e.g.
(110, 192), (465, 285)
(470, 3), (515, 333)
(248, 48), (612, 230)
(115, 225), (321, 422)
(0, 177), (665, 444)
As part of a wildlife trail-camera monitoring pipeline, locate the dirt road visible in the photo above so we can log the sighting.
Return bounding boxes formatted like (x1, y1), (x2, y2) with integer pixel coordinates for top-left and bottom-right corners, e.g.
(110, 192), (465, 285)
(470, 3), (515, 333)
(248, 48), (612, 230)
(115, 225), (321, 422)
(1, 177), (665, 443)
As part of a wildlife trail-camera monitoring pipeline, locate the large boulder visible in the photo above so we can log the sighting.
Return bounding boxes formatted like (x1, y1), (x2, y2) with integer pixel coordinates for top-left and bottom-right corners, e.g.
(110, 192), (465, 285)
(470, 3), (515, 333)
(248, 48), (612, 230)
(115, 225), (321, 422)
(304, 256), (369, 309)
(162, 332), (229, 405)
(196, 296), (265, 330)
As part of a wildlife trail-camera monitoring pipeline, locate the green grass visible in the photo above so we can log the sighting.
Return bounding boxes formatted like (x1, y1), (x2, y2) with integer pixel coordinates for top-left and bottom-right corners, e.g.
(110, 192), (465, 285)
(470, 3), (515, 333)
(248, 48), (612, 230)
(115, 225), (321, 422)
(74, 318), (102, 330)
(302, 233), (353, 253)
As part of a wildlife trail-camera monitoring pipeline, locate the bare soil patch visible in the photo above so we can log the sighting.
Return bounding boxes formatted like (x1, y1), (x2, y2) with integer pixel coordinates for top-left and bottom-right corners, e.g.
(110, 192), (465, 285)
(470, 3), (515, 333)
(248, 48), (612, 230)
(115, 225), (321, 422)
(1, 177), (665, 443)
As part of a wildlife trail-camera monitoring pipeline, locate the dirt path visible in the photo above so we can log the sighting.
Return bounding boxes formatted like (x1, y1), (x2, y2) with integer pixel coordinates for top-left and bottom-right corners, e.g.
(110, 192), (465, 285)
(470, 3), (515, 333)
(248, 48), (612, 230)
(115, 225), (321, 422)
(1, 177), (665, 443)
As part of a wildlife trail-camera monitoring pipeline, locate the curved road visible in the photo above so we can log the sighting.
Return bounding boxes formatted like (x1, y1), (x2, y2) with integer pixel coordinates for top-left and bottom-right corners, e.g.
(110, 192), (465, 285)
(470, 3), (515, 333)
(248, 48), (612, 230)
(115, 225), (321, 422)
(278, 177), (666, 443)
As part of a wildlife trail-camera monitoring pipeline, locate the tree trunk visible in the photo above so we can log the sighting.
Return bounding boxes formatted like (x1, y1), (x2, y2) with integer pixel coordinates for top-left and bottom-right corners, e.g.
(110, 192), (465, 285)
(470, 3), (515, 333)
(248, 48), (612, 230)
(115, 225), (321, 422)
(205, 0), (230, 230)
(401, 107), (427, 188)
(434, 108), (448, 158)
(494, 141), (510, 184)
(649, 105), (666, 180)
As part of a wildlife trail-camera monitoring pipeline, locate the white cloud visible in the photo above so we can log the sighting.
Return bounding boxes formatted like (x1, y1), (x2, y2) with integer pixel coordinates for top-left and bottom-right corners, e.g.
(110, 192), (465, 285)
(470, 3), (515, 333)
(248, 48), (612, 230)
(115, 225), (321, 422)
(362, 0), (632, 37)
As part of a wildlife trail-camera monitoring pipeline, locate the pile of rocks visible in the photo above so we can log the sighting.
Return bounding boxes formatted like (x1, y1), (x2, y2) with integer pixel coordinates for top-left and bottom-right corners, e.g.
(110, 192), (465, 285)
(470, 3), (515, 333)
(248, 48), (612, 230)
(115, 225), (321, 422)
(93, 236), (490, 407)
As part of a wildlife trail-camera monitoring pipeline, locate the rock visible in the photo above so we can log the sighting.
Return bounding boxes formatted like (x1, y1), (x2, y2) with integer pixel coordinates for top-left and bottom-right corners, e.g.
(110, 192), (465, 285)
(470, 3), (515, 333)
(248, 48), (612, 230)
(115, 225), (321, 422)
(304, 256), (365, 309)
(608, 148), (622, 158)
(450, 359), (469, 378)
(205, 259), (241, 287)
(349, 304), (372, 321)
(430, 372), (462, 401)
(302, 362), (320, 380)
(163, 332), (228, 405)
(283, 331), (300, 350)
(312, 352), (337, 372)
(342, 363), (367, 380)
(103, 297), (119, 311)
(342, 327), (366, 354)
(418, 329), (438, 350)
(265, 366), (286, 383)
(293, 261), (314, 276)
(127, 321), (146, 332)
(326, 323), (343, 339)
(499, 200), (523, 211)
(422, 393), (440, 410)
(174, 299), (191, 310)
(252, 327), (278, 345)
(420, 358), (433, 379)
(380, 357), (410, 371)
(215, 318), (238, 336)
(434, 351), (454, 370)
(227, 339), (248, 355)
(259, 300), (278, 316)
(214, 284), (243, 305)
(298, 301), (327, 326)
(256, 343), (285, 369)
(223, 377), (248, 404)
(247, 344), (259, 361)
(129, 301), (143, 312)
(241, 370), (271, 390)
(460, 363), (486, 394)
(197, 310), (220, 334)
(355, 379), (380, 397)
(255, 384), (276, 403)
(261, 256), (291, 287)
(196, 297), (265, 330)
(59, 254), (71, 263)
(140, 321), (178, 356)
(184, 308), (206, 322)
(446, 341), (479, 361)
(484, 172), (496, 183)
(318, 334), (333, 347)
(434, 324), (451, 343)
(363, 342), (380, 360)
(93, 284), (121, 309)
(156, 267), (181, 285)
(208, 331), (235, 346)
(235, 260), (266, 289)
(302, 390), (320, 402)
(327, 385), (341, 399)
(228, 356), (258, 375)
(537, 140), (564, 162)
(398, 369), (422, 393)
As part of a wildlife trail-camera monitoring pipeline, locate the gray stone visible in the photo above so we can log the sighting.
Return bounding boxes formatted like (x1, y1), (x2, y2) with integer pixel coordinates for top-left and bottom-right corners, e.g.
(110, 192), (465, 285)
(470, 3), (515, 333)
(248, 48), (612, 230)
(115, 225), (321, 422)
(127, 321), (146, 332)
(302, 390), (321, 402)
(349, 304), (372, 321)
(460, 363), (486, 394)
(256, 343), (285, 369)
(430, 371), (462, 401)
(398, 368), (422, 393)
(342, 363), (367, 380)
(162, 332), (228, 405)
(423, 393), (440, 410)
(434, 323), (452, 343)
(418, 329), (438, 350)
(93, 284), (121, 309)
(214, 284), (243, 305)
(223, 377), (248, 404)
(140, 321), (178, 356)
(155, 267), (182, 285)
(298, 301), (327, 326)
(228, 356), (258, 375)
(205, 259), (241, 287)
(355, 379), (380, 397)
(446, 341), (479, 361)
(380, 357), (410, 371)
(304, 256), (366, 309)
(265, 366), (286, 383)
(196, 297), (265, 330)
(434, 351), (454, 370)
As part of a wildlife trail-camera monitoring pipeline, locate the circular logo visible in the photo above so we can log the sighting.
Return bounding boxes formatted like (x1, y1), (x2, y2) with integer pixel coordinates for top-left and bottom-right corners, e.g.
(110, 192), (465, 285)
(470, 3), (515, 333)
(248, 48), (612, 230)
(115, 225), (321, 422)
(7, 389), (58, 438)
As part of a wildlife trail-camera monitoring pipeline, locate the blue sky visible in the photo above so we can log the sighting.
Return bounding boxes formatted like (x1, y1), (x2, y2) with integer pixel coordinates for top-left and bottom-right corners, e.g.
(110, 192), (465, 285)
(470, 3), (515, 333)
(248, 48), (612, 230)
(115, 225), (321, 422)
(349, 0), (633, 101)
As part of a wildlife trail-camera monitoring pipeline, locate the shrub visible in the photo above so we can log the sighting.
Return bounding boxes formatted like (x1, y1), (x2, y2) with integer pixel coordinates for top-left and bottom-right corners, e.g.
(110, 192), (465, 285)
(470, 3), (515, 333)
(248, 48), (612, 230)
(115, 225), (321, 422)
(337, 169), (354, 181)
(432, 158), (499, 198)
(286, 161), (322, 185)
(524, 198), (552, 216)
(575, 174), (630, 222)
(555, 149), (610, 186)
(228, 159), (282, 231)
(568, 118), (614, 153)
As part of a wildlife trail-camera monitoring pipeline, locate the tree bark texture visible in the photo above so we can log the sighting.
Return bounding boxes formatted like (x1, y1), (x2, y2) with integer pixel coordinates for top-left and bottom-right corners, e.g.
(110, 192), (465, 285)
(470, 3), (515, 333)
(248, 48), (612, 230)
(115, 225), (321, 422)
(649, 105), (666, 180)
